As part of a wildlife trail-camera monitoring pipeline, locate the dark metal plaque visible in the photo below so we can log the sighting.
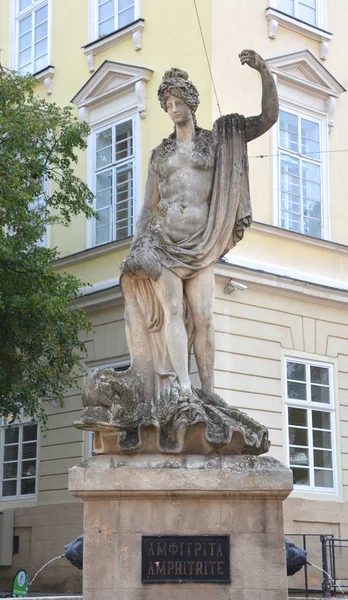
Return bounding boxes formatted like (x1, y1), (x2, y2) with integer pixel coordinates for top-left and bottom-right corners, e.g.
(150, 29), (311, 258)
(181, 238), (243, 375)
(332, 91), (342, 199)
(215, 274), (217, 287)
(142, 535), (230, 583)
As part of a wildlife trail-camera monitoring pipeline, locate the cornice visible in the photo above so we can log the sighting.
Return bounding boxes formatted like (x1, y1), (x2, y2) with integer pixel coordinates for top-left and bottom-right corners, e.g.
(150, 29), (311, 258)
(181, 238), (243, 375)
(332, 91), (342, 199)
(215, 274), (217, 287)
(53, 237), (132, 269)
(214, 262), (348, 309)
(251, 221), (348, 256)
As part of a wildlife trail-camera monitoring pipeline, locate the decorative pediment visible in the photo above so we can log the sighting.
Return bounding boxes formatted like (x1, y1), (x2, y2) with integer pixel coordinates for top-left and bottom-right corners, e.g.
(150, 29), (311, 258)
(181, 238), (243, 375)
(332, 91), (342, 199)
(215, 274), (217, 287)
(266, 51), (345, 131)
(267, 51), (345, 97)
(71, 61), (153, 120)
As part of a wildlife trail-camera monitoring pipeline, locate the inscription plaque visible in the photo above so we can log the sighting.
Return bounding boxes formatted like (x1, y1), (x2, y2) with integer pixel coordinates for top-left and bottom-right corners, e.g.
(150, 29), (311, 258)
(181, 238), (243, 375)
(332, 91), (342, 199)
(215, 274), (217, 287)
(142, 535), (230, 583)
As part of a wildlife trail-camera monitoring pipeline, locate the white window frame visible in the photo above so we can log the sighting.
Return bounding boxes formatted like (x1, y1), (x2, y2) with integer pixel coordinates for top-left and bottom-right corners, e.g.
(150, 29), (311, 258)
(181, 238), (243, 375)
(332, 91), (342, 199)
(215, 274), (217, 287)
(275, 0), (322, 27)
(276, 105), (328, 240)
(89, 0), (141, 42)
(265, 0), (331, 60)
(96, 0), (136, 39)
(86, 360), (130, 456)
(10, 0), (52, 75)
(90, 113), (139, 248)
(284, 357), (337, 494)
(0, 411), (39, 501)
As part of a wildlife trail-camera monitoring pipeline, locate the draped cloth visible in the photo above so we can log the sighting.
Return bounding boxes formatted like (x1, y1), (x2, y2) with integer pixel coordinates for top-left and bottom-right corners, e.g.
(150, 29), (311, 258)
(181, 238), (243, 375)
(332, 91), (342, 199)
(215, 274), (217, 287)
(121, 114), (252, 397)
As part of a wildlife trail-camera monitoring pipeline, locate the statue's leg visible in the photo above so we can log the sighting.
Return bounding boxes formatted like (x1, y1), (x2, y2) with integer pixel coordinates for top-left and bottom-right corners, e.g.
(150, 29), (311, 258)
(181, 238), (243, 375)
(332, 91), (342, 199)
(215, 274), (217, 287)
(184, 266), (215, 395)
(121, 274), (155, 398)
(151, 267), (191, 391)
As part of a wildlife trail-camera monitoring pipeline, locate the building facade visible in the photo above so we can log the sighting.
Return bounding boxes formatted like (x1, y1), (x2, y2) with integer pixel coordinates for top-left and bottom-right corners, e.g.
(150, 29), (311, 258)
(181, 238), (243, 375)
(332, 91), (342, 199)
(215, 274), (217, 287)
(0, 0), (348, 594)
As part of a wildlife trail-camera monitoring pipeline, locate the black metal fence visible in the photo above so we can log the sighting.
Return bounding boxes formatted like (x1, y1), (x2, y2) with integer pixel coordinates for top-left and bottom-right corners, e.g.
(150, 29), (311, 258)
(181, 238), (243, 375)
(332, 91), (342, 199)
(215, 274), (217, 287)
(287, 533), (348, 597)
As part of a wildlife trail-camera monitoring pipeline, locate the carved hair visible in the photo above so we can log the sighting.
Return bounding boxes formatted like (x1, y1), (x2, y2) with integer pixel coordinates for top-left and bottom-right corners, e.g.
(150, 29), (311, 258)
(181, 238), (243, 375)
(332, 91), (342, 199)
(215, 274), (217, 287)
(158, 68), (200, 116)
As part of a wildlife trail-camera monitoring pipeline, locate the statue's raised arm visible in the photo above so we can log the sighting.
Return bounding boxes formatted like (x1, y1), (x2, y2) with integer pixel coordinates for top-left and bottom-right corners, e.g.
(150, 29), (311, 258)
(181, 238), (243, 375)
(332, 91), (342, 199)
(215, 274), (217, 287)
(239, 49), (279, 143)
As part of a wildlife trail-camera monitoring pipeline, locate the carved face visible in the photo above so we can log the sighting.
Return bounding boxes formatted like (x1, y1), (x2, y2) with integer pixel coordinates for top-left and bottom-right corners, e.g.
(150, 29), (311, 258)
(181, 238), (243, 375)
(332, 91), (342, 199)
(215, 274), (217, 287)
(165, 94), (192, 126)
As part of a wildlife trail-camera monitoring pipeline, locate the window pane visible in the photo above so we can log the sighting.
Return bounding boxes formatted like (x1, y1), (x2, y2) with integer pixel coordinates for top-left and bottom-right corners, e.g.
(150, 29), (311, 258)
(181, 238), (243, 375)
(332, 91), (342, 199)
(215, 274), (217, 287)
(287, 381), (307, 401)
(21, 478), (36, 495)
(312, 411), (331, 429)
(3, 480), (17, 497)
(99, 17), (114, 36)
(22, 442), (37, 460)
(19, 48), (32, 71)
(299, 2), (316, 25)
(290, 447), (309, 466)
(311, 384), (330, 404)
(314, 469), (333, 488)
(304, 218), (322, 239)
(288, 407), (307, 427)
(302, 160), (320, 184)
(34, 21), (47, 41)
(4, 445), (18, 462)
(119, 0), (134, 10)
(20, 0), (32, 10)
(19, 15), (32, 35)
(96, 208), (111, 245)
(301, 119), (320, 157)
(96, 171), (112, 209)
(313, 429), (332, 449)
(281, 155), (300, 211)
(118, 7), (135, 27)
(281, 212), (301, 233)
(99, 0), (114, 22)
(34, 54), (48, 73)
(19, 31), (32, 51)
(289, 427), (308, 446)
(35, 4), (48, 25)
(96, 129), (112, 169)
(311, 366), (329, 385)
(278, 0), (295, 16)
(303, 199), (321, 220)
(281, 192), (300, 215)
(5, 428), (19, 444)
(34, 38), (47, 59)
(287, 361), (306, 381)
(292, 467), (310, 485)
(279, 111), (298, 152)
(21, 460), (36, 477)
(314, 449), (332, 468)
(116, 120), (133, 162)
(3, 463), (18, 479)
(23, 424), (37, 442)
(116, 163), (133, 239)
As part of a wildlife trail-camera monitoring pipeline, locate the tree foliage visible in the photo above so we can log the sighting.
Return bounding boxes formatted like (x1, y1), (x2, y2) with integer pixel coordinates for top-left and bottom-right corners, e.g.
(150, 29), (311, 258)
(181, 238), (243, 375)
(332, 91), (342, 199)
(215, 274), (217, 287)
(0, 65), (95, 424)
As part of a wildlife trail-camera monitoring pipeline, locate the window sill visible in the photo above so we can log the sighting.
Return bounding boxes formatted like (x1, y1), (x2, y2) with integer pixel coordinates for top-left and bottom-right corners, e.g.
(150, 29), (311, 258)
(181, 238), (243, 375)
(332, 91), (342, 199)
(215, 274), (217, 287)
(265, 7), (333, 59)
(82, 19), (145, 72)
(34, 65), (55, 95)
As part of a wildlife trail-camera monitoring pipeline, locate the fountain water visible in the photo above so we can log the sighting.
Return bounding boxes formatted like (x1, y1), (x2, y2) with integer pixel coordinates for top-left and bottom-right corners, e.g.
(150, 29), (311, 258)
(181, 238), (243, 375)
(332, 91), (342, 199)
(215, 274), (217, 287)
(309, 562), (348, 598)
(29, 554), (65, 589)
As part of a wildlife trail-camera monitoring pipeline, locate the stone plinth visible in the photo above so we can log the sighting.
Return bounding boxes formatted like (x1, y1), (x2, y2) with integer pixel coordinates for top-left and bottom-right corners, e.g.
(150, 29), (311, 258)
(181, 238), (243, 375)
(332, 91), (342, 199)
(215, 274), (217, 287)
(69, 454), (293, 600)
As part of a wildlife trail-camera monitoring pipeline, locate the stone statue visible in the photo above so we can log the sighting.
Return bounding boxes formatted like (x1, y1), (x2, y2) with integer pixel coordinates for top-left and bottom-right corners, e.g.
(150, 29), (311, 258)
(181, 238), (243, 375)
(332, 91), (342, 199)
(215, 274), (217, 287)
(75, 50), (278, 455)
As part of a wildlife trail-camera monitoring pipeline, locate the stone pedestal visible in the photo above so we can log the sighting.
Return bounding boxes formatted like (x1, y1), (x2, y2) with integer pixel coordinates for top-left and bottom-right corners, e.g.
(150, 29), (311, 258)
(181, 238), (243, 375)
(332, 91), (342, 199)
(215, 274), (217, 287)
(69, 454), (293, 600)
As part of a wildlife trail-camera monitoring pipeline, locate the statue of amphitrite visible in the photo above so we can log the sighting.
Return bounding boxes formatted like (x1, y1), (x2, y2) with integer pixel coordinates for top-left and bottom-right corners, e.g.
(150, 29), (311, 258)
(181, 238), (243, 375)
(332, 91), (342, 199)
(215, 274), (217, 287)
(76, 50), (278, 454)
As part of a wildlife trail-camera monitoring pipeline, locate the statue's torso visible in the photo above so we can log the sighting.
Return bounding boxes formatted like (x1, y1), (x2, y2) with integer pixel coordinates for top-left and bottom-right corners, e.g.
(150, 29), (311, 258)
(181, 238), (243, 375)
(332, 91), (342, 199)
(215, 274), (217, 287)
(151, 129), (215, 243)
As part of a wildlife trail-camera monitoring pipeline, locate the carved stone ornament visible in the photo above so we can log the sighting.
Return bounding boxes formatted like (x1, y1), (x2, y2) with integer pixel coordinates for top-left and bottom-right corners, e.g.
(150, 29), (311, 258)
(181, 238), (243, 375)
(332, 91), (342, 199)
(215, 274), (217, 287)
(75, 52), (279, 456)
(75, 369), (270, 454)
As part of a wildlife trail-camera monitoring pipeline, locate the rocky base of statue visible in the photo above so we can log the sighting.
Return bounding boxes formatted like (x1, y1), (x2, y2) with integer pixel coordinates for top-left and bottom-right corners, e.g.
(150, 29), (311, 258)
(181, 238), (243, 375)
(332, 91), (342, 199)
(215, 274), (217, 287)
(74, 368), (270, 455)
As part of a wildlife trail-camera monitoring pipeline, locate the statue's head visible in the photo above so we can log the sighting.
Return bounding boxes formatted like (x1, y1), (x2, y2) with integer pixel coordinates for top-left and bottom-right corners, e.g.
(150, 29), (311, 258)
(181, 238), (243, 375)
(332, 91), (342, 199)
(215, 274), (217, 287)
(158, 68), (200, 122)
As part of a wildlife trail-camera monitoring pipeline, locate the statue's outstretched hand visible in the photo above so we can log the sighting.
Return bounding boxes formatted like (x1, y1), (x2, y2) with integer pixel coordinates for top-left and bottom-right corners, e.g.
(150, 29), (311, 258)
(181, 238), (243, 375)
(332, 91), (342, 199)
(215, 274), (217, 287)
(239, 49), (265, 71)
